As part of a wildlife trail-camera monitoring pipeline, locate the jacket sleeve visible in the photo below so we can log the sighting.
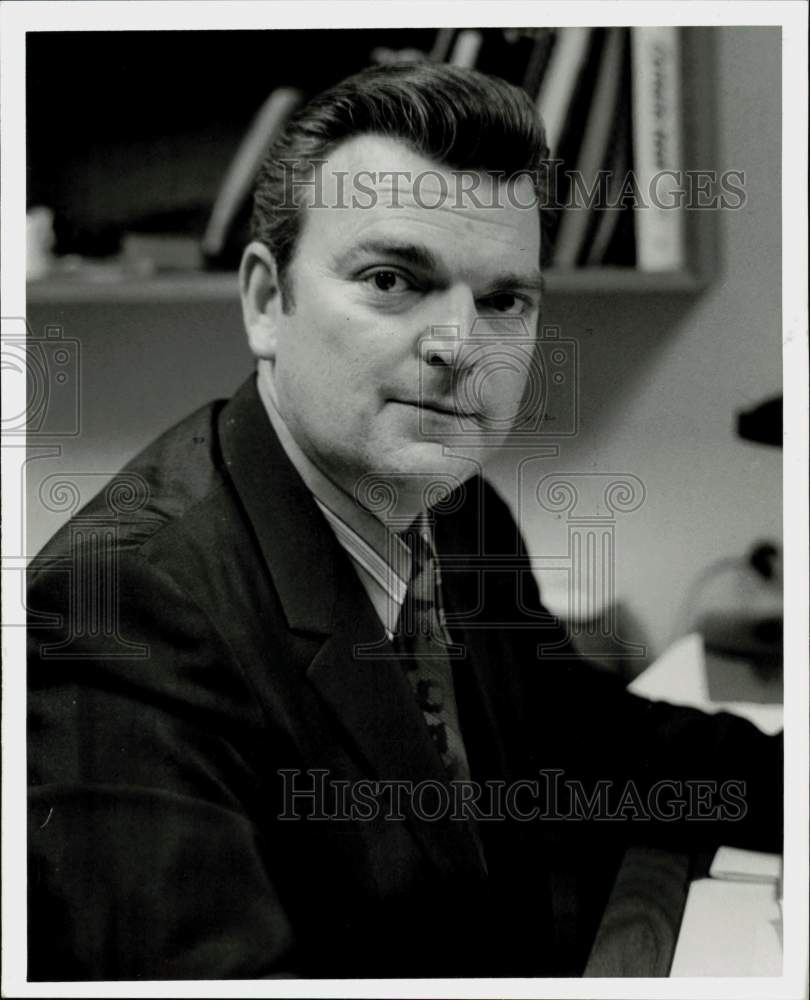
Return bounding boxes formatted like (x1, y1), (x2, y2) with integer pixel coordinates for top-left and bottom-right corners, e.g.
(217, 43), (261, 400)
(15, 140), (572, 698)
(505, 511), (783, 856)
(27, 549), (298, 981)
(532, 655), (783, 854)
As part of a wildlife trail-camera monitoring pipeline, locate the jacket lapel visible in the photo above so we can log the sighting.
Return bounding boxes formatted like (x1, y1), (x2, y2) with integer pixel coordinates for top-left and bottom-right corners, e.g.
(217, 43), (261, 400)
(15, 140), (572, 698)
(219, 376), (337, 635)
(218, 376), (486, 880)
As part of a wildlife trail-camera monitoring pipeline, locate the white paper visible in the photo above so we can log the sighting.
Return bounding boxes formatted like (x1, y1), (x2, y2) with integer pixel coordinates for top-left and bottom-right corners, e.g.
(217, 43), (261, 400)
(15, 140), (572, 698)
(671, 878), (782, 976)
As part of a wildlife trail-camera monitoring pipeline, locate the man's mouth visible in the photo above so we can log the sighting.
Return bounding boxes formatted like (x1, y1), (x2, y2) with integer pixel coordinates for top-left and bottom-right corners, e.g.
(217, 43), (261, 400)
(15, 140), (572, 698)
(398, 400), (477, 420)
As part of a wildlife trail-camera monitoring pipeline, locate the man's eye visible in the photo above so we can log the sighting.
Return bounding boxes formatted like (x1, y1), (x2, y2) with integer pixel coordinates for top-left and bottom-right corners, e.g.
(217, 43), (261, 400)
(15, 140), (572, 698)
(482, 293), (528, 315)
(366, 270), (411, 293)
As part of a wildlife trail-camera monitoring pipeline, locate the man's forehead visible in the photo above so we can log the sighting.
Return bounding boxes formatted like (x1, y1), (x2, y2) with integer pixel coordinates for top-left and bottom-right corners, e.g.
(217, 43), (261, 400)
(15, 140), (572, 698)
(291, 133), (541, 272)
(305, 133), (538, 215)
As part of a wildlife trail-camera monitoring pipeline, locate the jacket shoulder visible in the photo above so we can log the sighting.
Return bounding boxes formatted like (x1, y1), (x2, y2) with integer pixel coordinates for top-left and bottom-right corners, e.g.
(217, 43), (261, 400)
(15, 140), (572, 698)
(29, 398), (230, 579)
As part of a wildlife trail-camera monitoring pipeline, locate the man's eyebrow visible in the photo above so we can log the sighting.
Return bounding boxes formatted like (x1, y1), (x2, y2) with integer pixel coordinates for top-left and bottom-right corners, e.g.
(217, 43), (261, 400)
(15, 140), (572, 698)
(486, 271), (546, 295)
(338, 239), (440, 272)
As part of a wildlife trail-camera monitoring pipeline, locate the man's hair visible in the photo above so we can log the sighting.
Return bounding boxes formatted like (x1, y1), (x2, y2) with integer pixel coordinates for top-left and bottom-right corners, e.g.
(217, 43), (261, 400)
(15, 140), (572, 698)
(250, 62), (551, 308)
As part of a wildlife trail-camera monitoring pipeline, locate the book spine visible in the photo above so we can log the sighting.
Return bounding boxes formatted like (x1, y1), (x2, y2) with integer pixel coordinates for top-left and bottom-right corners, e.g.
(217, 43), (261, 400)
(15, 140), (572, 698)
(630, 27), (686, 271)
(521, 28), (555, 99)
(449, 30), (483, 69)
(536, 27), (592, 156)
(554, 27), (625, 268)
(584, 42), (633, 267)
(430, 28), (456, 62)
(202, 88), (302, 261)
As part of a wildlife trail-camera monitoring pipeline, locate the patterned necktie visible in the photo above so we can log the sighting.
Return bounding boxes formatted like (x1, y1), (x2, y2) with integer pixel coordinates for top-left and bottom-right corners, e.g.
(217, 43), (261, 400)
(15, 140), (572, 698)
(394, 519), (471, 782)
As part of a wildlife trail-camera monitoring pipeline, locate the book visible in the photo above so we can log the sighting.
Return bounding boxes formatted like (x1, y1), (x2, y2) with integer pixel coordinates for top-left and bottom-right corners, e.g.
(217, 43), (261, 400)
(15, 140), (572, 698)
(544, 29), (603, 257)
(630, 26), (686, 271)
(472, 28), (553, 93)
(202, 87), (303, 263)
(553, 27), (626, 268)
(521, 28), (556, 99)
(430, 28), (457, 62)
(584, 30), (636, 266)
(535, 26), (592, 156)
(449, 29), (483, 69)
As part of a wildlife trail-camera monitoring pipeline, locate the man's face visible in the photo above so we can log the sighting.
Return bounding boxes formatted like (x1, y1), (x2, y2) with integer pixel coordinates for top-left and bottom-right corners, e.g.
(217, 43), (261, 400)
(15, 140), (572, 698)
(258, 134), (542, 505)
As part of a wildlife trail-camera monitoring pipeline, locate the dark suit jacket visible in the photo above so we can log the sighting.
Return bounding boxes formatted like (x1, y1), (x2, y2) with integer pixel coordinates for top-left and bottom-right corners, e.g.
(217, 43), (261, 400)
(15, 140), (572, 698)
(27, 376), (782, 980)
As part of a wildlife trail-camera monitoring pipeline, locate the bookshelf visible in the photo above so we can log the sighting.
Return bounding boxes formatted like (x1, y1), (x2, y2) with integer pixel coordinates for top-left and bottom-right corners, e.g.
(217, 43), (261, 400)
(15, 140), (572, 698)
(26, 266), (709, 305)
(25, 27), (717, 306)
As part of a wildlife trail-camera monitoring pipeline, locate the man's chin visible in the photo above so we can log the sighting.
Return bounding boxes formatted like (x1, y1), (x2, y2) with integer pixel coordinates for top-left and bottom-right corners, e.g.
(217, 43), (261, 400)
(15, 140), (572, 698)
(355, 441), (483, 510)
(396, 438), (482, 471)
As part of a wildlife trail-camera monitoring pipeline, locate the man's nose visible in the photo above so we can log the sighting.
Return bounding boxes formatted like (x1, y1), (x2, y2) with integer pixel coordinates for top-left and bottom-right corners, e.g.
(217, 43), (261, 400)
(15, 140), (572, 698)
(420, 287), (477, 370)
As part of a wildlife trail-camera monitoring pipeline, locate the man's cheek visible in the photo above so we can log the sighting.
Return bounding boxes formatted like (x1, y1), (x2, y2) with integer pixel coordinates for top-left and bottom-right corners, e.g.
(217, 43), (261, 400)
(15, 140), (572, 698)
(473, 367), (530, 423)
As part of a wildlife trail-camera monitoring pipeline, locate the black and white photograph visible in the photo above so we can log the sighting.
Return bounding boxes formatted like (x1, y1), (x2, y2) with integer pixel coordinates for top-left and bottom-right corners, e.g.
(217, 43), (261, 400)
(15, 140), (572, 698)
(1, 1), (807, 996)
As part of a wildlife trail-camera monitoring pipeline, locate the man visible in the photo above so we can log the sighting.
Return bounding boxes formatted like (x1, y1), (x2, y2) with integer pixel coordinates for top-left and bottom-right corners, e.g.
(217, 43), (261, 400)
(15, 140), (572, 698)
(27, 62), (781, 980)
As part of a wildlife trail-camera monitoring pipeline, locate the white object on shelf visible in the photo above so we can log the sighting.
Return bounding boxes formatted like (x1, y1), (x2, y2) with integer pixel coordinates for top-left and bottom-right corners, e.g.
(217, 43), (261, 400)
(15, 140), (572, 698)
(26, 206), (55, 280)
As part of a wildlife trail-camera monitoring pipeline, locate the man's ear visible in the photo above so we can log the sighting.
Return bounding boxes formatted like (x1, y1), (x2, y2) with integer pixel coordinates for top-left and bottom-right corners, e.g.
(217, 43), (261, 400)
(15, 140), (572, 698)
(239, 241), (286, 360)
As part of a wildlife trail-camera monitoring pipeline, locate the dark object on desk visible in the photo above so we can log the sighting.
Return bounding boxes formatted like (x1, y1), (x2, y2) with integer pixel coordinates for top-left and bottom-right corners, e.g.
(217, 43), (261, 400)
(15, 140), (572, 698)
(695, 541), (783, 673)
(584, 847), (692, 976)
(703, 648), (783, 705)
(584, 847), (716, 977)
(736, 394), (782, 447)
(697, 610), (783, 671)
